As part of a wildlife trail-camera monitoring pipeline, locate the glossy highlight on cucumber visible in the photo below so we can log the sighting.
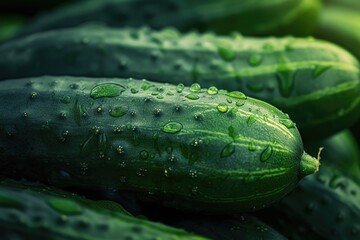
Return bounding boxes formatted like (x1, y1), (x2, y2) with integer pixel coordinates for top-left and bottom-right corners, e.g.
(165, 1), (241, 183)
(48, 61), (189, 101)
(0, 76), (319, 213)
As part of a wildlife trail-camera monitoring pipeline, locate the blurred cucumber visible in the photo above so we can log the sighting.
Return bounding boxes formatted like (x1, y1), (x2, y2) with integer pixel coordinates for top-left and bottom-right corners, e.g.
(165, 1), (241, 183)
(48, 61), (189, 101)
(0, 15), (25, 42)
(304, 130), (360, 181)
(12, 0), (322, 39)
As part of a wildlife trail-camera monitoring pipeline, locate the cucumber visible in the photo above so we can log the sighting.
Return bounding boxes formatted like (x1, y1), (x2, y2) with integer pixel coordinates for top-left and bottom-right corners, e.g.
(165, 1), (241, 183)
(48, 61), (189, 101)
(0, 178), (206, 240)
(0, 76), (319, 213)
(315, 5), (360, 60)
(305, 130), (360, 181)
(0, 15), (25, 42)
(257, 163), (360, 240)
(12, 0), (321, 39)
(1, 26), (359, 139)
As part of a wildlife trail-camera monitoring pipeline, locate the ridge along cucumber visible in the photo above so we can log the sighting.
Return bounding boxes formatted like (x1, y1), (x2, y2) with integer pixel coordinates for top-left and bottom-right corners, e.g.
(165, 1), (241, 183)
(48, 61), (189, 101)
(0, 76), (319, 213)
(304, 130), (360, 181)
(256, 163), (360, 240)
(0, 26), (359, 139)
(12, 0), (321, 39)
(0, 178), (206, 240)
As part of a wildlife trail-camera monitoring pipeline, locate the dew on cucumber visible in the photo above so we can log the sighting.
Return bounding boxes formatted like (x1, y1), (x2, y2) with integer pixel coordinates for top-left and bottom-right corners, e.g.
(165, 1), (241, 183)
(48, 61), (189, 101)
(0, 194), (24, 210)
(236, 99), (246, 106)
(312, 65), (331, 78)
(276, 69), (295, 97)
(226, 91), (247, 99)
(176, 83), (184, 93)
(109, 106), (128, 117)
(217, 43), (236, 62)
(247, 115), (257, 126)
(90, 83), (126, 99)
(185, 93), (200, 100)
(161, 121), (183, 134)
(279, 119), (296, 129)
(220, 143), (235, 158)
(154, 108), (162, 116)
(61, 96), (71, 104)
(217, 103), (228, 113)
(260, 146), (273, 162)
(248, 54), (262, 66)
(248, 142), (256, 151)
(207, 86), (218, 95)
(190, 83), (201, 92)
(166, 146), (173, 154)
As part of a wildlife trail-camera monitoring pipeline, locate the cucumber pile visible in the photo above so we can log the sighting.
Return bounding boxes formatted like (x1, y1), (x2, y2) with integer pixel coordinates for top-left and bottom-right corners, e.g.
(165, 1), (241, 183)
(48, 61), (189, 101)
(0, 0), (359, 239)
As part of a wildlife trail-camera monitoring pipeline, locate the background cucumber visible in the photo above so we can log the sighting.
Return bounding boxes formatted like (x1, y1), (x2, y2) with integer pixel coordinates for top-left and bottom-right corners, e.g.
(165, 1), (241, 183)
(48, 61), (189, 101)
(257, 163), (360, 240)
(305, 130), (360, 181)
(1, 26), (359, 139)
(0, 76), (319, 213)
(12, 0), (321, 40)
(0, 178), (206, 240)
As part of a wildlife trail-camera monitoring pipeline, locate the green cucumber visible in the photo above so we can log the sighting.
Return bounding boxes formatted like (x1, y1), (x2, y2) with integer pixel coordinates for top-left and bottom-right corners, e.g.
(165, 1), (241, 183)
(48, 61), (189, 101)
(305, 130), (360, 181)
(257, 163), (360, 240)
(12, 0), (321, 39)
(0, 179), (206, 240)
(1, 26), (359, 139)
(0, 76), (319, 213)
(0, 15), (25, 43)
(315, 5), (360, 60)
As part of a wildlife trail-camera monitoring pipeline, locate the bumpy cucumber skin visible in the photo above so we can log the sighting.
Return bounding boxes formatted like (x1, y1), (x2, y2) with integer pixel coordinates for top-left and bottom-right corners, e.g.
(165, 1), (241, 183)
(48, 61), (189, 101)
(0, 76), (311, 213)
(1, 27), (359, 139)
(258, 163), (360, 240)
(0, 179), (206, 240)
(11, 0), (321, 39)
(305, 130), (360, 181)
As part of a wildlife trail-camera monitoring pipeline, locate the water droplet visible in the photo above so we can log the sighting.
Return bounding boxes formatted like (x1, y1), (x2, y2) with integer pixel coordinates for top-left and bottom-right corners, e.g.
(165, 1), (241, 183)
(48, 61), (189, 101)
(248, 54), (262, 66)
(226, 98), (232, 103)
(47, 198), (82, 215)
(130, 88), (139, 94)
(185, 93), (200, 100)
(263, 43), (274, 51)
(30, 92), (38, 99)
(248, 142), (256, 151)
(167, 91), (174, 96)
(276, 68), (295, 97)
(236, 100), (246, 106)
(226, 91), (247, 99)
(207, 86), (218, 95)
(217, 103), (228, 113)
(190, 83), (201, 92)
(260, 146), (273, 162)
(109, 106), (128, 118)
(90, 83), (126, 99)
(161, 122), (183, 134)
(141, 82), (154, 91)
(247, 115), (256, 126)
(221, 143), (235, 158)
(176, 83), (184, 93)
(217, 43), (236, 61)
(279, 119), (295, 128)
(329, 175), (345, 189)
(194, 113), (203, 121)
(312, 65), (331, 78)
(139, 150), (149, 160)
(118, 59), (127, 70)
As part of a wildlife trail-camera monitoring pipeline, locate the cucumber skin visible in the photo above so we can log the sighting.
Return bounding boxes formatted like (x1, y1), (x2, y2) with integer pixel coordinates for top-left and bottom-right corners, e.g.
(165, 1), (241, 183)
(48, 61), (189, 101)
(258, 163), (360, 240)
(0, 76), (308, 213)
(12, 0), (321, 39)
(0, 179), (206, 240)
(305, 130), (360, 181)
(1, 27), (359, 140)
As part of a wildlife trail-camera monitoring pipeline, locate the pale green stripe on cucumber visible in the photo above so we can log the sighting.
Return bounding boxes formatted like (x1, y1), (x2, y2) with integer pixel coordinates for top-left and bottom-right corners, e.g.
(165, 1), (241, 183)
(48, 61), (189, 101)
(0, 76), (319, 213)
(0, 26), (359, 139)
